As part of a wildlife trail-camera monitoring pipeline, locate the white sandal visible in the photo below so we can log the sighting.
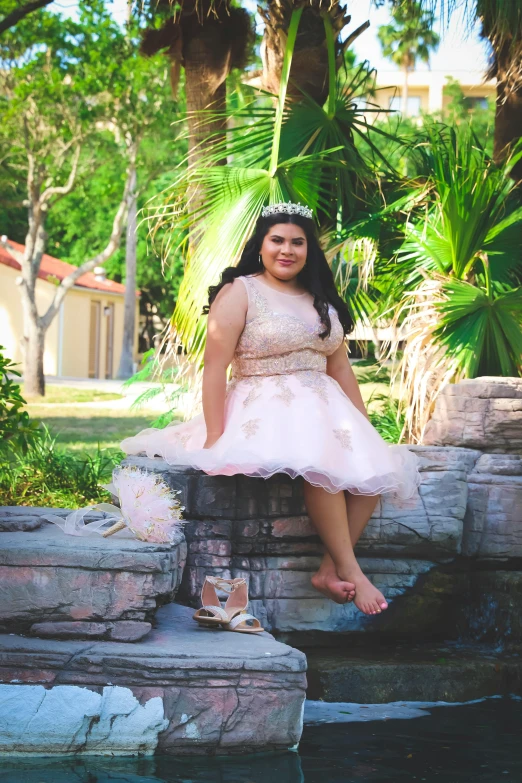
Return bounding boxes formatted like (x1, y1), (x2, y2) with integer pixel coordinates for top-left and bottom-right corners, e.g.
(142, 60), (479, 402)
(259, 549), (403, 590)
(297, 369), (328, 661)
(192, 576), (248, 628)
(225, 612), (264, 634)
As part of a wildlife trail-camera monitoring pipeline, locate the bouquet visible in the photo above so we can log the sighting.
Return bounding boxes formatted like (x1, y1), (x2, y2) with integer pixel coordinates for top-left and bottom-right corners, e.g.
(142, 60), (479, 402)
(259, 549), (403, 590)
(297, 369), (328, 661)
(45, 467), (185, 543)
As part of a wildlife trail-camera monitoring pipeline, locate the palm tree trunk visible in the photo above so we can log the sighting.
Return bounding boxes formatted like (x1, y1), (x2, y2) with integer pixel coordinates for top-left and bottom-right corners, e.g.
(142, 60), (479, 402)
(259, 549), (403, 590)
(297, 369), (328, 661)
(184, 54), (228, 171)
(260, 0), (351, 103)
(492, 40), (522, 180)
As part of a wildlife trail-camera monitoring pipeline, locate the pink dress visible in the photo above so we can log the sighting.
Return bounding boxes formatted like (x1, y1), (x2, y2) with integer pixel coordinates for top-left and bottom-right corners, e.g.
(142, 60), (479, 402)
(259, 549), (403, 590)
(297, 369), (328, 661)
(121, 274), (419, 498)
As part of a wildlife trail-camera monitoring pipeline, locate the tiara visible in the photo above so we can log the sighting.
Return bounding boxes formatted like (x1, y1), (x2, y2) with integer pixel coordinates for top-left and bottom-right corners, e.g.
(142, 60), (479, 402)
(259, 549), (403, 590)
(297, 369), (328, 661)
(261, 202), (313, 220)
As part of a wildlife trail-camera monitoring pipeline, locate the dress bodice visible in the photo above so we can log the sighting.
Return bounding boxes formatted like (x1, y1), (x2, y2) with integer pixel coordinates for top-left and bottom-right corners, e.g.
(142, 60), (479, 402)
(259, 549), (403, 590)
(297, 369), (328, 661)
(230, 274), (345, 379)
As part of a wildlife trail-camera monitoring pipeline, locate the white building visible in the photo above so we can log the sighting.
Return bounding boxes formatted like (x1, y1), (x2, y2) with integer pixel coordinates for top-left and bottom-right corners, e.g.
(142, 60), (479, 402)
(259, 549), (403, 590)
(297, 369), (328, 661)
(372, 68), (495, 117)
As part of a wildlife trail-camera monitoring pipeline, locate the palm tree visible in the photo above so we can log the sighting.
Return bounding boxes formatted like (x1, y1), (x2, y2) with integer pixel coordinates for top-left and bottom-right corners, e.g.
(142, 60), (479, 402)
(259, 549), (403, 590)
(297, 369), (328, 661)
(377, 1), (440, 117)
(140, 0), (254, 175)
(395, 0), (522, 179)
(259, 0), (370, 104)
(382, 123), (522, 440)
(473, 0), (522, 179)
(148, 7), (393, 387)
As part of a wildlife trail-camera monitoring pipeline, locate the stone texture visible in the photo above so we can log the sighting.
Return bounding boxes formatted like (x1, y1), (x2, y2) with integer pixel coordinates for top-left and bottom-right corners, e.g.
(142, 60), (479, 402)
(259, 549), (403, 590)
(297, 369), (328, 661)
(0, 603), (306, 756)
(423, 377), (522, 452)
(463, 454), (522, 559)
(0, 684), (168, 755)
(305, 643), (522, 703)
(29, 621), (152, 642)
(0, 524), (187, 638)
(122, 448), (476, 634)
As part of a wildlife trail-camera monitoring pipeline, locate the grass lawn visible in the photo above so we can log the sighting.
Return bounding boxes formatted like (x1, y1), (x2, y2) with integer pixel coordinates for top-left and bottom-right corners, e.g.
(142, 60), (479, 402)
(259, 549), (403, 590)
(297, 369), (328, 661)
(25, 405), (159, 454)
(24, 370), (393, 454)
(22, 385), (123, 404)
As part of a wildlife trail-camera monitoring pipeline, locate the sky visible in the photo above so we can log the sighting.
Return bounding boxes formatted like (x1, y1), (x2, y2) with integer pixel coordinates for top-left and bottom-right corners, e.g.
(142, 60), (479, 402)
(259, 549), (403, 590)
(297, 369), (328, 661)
(53, 0), (491, 77)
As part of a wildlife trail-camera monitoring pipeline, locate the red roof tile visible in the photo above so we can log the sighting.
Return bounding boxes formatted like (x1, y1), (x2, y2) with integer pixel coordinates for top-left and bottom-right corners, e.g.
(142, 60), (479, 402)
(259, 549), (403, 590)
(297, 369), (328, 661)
(0, 240), (136, 295)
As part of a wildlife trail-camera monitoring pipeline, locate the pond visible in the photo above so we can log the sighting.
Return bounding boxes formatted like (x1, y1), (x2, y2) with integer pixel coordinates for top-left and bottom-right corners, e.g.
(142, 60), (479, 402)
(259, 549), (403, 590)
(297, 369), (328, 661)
(0, 697), (520, 783)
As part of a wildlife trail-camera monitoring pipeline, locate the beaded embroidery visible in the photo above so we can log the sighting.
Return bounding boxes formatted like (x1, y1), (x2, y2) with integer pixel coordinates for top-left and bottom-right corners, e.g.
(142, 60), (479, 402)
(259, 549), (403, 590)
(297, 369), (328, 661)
(296, 370), (329, 403)
(272, 375), (296, 407)
(242, 418), (261, 439)
(233, 276), (344, 381)
(333, 428), (352, 449)
(242, 375), (264, 408)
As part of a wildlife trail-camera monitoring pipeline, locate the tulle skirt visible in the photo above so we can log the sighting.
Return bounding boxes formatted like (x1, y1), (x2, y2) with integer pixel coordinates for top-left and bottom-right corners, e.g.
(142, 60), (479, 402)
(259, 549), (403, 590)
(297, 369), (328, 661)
(120, 371), (420, 499)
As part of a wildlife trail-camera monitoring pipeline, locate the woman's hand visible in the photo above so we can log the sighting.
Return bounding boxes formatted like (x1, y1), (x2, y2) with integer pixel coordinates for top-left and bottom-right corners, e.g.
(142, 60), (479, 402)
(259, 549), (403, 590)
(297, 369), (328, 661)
(203, 433), (222, 449)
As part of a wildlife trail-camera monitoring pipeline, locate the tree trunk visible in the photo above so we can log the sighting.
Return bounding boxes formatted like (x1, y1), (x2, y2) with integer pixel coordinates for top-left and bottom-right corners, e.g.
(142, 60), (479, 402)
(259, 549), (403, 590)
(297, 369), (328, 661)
(21, 320), (45, 397)
(260, 0), (351, 103)
(492, 41), (522, 181)
(184, 34), (228, 176)
(117, 164), (138, 380)
(183, 30), (229, 243)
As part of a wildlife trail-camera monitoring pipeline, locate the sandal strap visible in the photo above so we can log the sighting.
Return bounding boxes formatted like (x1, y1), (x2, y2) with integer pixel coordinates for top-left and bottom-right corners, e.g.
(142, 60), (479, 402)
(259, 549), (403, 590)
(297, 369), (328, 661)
(200, 605), (229, 621)
(206, 576), (246, 594)
(227, 613), (260, 630)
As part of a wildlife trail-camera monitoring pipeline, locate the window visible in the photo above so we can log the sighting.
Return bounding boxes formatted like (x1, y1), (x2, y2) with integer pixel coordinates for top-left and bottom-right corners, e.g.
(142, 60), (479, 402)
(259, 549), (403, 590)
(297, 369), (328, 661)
(464, 96), (489, 111)
(389, 95), (422, 116)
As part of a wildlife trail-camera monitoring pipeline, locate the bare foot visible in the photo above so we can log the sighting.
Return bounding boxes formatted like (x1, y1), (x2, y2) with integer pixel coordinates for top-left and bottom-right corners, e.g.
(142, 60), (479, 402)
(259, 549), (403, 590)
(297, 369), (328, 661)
(340, 570), (388, 615)
(311, 571), (356, 604)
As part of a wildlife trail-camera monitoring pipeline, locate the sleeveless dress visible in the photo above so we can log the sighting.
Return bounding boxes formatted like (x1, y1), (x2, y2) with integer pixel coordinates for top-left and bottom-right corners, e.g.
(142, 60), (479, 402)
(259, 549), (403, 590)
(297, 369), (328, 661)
(121, 274), (420, 498)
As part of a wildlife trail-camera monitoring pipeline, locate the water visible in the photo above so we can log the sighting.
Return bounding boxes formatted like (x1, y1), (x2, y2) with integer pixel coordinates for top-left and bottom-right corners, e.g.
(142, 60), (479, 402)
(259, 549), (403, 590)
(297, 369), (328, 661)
(0, 698), (521, 783)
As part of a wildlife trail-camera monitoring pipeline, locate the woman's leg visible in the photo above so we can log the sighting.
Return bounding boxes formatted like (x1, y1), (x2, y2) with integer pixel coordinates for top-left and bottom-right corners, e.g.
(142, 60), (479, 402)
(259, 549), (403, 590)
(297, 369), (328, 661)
(312, 493), (379, 604)
(303, 482), (387, 615)
(345, 492), (380, 546)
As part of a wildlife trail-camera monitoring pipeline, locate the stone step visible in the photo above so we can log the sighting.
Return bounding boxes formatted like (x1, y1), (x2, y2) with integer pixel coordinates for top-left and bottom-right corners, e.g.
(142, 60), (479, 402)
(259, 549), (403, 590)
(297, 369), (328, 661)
(0, 517), (186, 641)
(304, 642), (522, 704)
(0, 603), (306, 756)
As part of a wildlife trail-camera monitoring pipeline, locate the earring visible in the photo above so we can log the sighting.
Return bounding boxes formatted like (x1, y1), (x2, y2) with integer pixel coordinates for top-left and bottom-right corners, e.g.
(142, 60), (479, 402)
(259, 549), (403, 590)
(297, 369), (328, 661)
(258, 254), (263, 267)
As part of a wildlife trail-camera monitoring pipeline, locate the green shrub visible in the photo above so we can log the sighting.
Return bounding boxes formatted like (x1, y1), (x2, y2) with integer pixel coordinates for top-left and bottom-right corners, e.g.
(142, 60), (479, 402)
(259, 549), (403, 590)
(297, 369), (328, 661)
(0, 427), (121, 508)
(0, 348), (40, 460)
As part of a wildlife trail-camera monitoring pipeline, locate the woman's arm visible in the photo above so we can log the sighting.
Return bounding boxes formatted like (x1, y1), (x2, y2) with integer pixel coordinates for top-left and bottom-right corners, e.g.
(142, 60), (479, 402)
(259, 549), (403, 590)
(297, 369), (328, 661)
(326, 341), (370, 421)
(202, 279), (248, 448)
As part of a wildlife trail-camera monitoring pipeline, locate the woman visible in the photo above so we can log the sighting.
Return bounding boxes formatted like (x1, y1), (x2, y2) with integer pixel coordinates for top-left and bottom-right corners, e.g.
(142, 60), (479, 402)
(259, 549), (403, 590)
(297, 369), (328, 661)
(121, 202), (419, 616)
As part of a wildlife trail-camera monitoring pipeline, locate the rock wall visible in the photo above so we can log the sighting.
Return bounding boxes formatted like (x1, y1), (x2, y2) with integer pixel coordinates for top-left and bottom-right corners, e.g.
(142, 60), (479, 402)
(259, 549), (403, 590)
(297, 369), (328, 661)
(0, 604), (306, 756)
(423, 377), (522, 453)
(0, 512), (187, 641)
(122, 446), (473, 636)
(121, 377), (522, 641)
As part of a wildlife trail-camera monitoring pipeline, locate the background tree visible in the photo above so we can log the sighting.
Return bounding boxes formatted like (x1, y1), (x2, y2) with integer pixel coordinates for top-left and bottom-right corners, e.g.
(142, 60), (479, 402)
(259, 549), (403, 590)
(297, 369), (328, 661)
(0, 0), (182, 392)
(0, 0), (53, 35)
(0, 3), (135, 396)
(140, 0), (254, 194)
(382, 0), (522, 179)
(377, 1), (439, 116)
(259, 0), (369, 104)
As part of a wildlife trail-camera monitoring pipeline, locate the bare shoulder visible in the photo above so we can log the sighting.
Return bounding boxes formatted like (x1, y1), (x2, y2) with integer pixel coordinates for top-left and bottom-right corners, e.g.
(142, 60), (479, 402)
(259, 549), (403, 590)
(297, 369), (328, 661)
(211, 277), (248, 311)
(209, 276), (248, 324)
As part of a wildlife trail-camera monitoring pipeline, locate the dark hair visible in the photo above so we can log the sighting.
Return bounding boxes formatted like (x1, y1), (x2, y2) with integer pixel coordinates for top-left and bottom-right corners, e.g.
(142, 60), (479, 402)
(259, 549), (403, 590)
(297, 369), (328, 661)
(202, 213), (354, 339)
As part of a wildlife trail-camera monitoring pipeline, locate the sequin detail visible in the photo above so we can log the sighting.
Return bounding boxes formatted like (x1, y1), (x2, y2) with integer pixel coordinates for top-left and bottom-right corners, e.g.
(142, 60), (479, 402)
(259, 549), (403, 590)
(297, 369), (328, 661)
(242, 376), (264, 408)
(242, 418), (261, 439)
(296, 370), (329, 403)
(333, 428), (352, 449)
(231, 276), (345, 380)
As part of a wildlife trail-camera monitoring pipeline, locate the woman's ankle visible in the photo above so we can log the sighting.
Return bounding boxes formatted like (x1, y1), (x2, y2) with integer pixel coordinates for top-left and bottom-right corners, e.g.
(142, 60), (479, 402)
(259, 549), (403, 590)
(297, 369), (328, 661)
(337, 562), (364, 583)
